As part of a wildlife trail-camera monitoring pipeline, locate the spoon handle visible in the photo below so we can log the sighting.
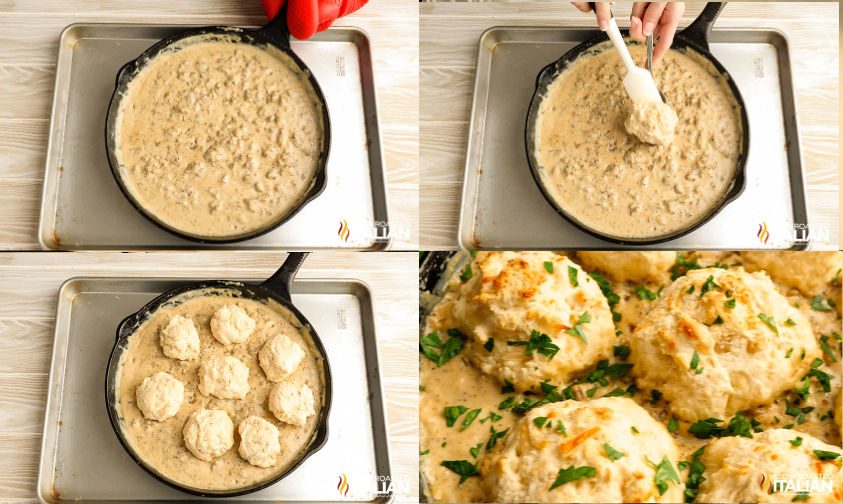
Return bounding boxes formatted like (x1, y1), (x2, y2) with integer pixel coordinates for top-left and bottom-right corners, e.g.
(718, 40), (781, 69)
(646, 34), (654, 74)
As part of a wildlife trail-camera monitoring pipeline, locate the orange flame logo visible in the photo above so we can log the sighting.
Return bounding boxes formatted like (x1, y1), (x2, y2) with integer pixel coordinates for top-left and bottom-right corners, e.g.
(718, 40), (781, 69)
(338, 219), (350, 242)
(757, 221), (770, 244)
(337, 473), (350, 497)
(759, 473), (774, 494)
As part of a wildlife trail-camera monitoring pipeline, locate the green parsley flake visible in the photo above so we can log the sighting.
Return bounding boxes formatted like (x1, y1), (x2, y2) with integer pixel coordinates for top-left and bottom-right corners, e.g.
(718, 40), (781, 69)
(544, 261), (554, 274)
(549, 466), (596, 490)
(757, 313), (779, 335)
(567, 265), (578, 286)
(459, 264), (472, 282)
(603, 443), (625, 461)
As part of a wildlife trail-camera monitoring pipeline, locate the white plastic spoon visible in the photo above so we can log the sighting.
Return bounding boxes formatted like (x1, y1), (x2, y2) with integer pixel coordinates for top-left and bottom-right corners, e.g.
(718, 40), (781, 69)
(605, 17), (662, 102)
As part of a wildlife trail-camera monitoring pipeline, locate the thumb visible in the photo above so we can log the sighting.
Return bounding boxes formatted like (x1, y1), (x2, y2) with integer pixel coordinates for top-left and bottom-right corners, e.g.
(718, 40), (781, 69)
(287, 0), (319, 39)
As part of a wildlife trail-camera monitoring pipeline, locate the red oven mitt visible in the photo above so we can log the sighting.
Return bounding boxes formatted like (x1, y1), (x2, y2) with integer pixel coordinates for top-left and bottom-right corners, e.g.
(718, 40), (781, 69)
(262, 0), (368, 40)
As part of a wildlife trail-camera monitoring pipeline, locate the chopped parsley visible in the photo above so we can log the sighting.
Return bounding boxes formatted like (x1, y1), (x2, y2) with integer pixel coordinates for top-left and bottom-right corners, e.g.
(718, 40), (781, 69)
(461, 409), (481, 430)
(500, 379), (514, 393)
(564, 312), (592, 343)
(533, 416), (549, 429)
(652, 457), (681, 496)
(486, 426), (508, 450)
(671, 253), (702, 280)
(544, 261), (554, 274)
(668, 416), (679, 433)
(757, 313), (779, 335)
(588, 271), (620, 305)
(806, 366), (832, 392)
(819, 334), (838, 362)
(636, 285), (658, 300)
(686, 285), (695, 295)
(459, 264), (473, 282)
(688, 413), (754, 439)
(421, 329), (465, 366)
(682, 446), (707, 503)
(420, 449), (430, 455)
(689, 351), (700, 371)
(549, 466), (596, 490)
(440, 460), (478, 483)
(480, 411), (502, 424)
(650, 389), (663, 404)
(554, 420), (568, 437)
(613, 344), (631, 360)
(785, 318), (797, 326)
(631, 426), (640, 434)
(810, 295), (833, 312)
(469, 442), (483, 458)
(498, 397), (516, 410)
(785, 347), (794, 358)
(700, 275), (719, 297)
(812, 449), (840, 461)
(790, 436), (803, 447)
(603, 443), (625, 461)
(508, 330), (560, 359)
(483, 338), (494, 352)
(792, 492), (810, 501)
(567, 265), (578, 286)
(724, 297), (736, 309)
(444, 405), (469, 427)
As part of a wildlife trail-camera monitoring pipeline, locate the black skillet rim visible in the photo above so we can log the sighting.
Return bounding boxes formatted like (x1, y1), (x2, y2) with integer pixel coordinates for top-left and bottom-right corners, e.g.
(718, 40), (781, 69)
(104, 279), (333, 497)
(104, 23), (331, 244)
(524, 27), (750, 246)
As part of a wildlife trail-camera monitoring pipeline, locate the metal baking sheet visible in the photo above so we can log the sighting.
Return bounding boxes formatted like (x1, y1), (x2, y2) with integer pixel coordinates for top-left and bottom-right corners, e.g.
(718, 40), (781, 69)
(459, 27), (817, 250)
(37, 277), (393, 503)
(39, 24), (390, 250)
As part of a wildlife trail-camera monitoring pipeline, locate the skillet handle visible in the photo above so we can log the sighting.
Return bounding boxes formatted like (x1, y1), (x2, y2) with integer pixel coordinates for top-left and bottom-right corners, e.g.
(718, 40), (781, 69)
(680, 2), (726, 51)
(259, 3), (292, 48)
(261, 252), (309, 301)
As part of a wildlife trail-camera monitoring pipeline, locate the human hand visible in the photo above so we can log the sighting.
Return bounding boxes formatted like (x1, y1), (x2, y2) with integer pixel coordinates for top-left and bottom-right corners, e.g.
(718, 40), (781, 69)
(261, 0), (368, 40)
(628, 2), (685, 64)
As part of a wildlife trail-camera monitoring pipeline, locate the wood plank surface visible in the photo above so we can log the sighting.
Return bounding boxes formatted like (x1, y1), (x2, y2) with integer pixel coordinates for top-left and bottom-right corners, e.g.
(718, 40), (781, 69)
(419, 0), (839, 249)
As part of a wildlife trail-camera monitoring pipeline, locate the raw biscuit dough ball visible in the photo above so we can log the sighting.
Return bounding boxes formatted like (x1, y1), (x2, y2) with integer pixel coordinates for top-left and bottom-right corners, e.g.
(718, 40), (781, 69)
(741, 251), (842, 299)
(135, 371), (184, 421)
(576, 251), (676, 284)
(269, 381), (315, 427)
(428, 251), (615, 391)
(259, 333), (305, 382)
(183, 408), (235, 462)
(696, 429), (843, 503)
(480, 397), (684, 503)
(198, 355), (251, 400)
(159, 315), (200, 360)
(210, 304), (256, 345)
(238, 416), (281, 468)
(630, 267), (820, 422)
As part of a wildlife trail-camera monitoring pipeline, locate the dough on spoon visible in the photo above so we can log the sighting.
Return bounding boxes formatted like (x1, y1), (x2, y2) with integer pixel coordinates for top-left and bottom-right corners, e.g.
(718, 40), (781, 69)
(625, 99), (678, 145)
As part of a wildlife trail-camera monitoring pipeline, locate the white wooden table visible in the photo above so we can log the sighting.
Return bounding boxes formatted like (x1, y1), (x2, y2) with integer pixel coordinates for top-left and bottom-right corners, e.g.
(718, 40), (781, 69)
(0, 250), (419, 503)
(420, 1), (840, 249)
(0, 0), (419, 250)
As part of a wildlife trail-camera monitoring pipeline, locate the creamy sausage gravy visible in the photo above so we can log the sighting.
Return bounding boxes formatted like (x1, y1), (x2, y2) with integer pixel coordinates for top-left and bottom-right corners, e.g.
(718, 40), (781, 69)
(115, 39), (324, 238)
(535, 44), (743, 239)
(420, 252), (842, 503)
(116, 292), (324, 491)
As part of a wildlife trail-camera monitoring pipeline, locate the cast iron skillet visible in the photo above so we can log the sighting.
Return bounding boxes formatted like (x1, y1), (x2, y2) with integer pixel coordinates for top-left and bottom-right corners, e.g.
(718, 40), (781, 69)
(105, 7), (331, 243)
(525, 2), (750, 245)
(105, 252), (332, 497)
